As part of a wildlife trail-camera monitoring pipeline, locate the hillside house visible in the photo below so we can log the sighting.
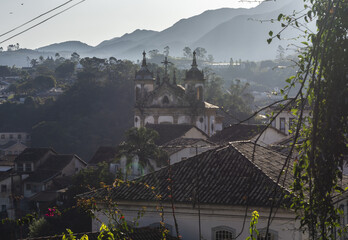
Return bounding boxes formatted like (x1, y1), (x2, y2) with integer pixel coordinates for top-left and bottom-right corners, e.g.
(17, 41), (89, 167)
(13, 148), (87, 215)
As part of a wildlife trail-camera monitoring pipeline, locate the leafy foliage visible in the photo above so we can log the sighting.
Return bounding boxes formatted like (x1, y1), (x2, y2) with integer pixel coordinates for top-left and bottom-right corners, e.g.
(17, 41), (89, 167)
(268, 0), (348, 238)
(118, 127), (168, 172)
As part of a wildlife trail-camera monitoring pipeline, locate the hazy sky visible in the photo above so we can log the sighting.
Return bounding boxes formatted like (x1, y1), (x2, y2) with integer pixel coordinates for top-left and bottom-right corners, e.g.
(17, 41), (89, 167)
(0, 0), (260, 50)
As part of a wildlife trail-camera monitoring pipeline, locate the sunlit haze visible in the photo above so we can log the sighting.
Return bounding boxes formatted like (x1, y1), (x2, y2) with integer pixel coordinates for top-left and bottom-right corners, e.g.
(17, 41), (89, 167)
(0, 0), (260, 49)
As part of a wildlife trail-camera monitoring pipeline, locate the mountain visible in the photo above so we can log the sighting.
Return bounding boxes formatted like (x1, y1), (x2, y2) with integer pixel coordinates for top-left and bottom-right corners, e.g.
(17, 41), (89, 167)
(193, 0), (307, 61)
(90, 0), (300, 60)
(37, 41), (94, 54)
(0, 0), (311, 66)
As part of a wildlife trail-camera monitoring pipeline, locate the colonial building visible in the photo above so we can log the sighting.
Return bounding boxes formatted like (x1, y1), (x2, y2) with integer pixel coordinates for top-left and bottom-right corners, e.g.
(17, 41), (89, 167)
(134, 51), (223, 136)
(83, 141), (328, 240)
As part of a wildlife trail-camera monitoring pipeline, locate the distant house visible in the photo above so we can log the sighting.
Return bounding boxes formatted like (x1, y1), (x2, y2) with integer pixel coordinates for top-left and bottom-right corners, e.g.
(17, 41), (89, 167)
(0, 141), (28, 156)
(208, 123), (290, 147)
(0, 130), (31, 145)
(0, 168), (17, 219)
(83, 141), (336, 239)
(208, 123), (265, 144)
(88, 146), (118, 167)
(88, 124), (211, 179)
(13, 148), (87, 215)
(145, 123), (208, 145)
(162, 137), (216, 165)
(267, 99), (310, 136)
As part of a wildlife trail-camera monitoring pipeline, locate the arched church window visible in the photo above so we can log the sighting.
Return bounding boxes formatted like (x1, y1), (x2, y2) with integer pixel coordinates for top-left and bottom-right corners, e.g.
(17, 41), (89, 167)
(134, 117), (138, 123)
(212, 226), (236, 240)
(162, 96), (169, 104)
(135, 87), (141, 101)
(196, 86), (203, 101)
(199, 117), (204, 123)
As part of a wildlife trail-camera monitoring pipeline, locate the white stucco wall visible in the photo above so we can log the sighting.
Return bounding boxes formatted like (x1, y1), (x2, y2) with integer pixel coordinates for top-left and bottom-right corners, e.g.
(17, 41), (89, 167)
(144, 84), (154, 92)
(271, 110), (310, 136)
(168, 143), (215, 165)
(178, 116), (191, 125)
(255, 128), (288, 146)
(158, 116), (173, 124)
(182, 128), (207, 140)
(195, 116), (205, 132)
(144, 116), (154, 125)
(0, 132), (30, 145)
(0, 176), (15, 219)
(134, 116), (141, 128)
(92, 202), (304, 240)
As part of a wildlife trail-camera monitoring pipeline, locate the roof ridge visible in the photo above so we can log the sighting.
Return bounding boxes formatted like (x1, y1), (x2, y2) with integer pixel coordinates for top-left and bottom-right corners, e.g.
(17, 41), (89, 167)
(230, 141), (292, 193)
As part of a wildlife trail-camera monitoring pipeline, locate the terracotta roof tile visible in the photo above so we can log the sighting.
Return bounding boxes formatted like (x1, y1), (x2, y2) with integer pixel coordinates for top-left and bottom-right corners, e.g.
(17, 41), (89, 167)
(81, 141), (297, 207)
(209, 124), (265, 144)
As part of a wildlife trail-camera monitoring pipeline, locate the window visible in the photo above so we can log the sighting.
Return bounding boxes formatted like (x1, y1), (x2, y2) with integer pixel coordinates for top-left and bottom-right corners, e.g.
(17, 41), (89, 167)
(196, 86), (203, 101)
(26, 134), (30, 140)
(25, 163), (32, 172)
(17, 163), (23, 171)
(9, 134), (13, 139)
(162, 96), (169, 104)
(26, 184), (31, 191)
(289, 118), (295, 133)
(257, 229), (278, 240)
(1, 205), (6, 212)
(17, 134), (21, 139)
(135, 87), (141, 101)
(0, 134), (4, 139)
(258, 233), (273, 240)
(1, 185), (6, 193)
(212, 226), (236, 240)
(279, 118), (286, 133)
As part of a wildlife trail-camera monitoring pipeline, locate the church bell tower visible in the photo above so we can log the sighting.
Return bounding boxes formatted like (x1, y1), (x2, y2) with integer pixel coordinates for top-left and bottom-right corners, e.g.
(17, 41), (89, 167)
(184, 51), (205, 101)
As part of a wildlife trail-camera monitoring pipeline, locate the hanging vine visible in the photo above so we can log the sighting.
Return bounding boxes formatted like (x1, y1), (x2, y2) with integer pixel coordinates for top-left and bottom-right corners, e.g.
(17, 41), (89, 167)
(268, 0), (348, 238)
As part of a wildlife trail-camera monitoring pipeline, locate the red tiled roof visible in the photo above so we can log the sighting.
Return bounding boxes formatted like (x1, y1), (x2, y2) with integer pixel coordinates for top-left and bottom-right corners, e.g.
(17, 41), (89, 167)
(209, 124), (265, 144)
(146, 124), (207, 145)
(81, 141), (295, 207)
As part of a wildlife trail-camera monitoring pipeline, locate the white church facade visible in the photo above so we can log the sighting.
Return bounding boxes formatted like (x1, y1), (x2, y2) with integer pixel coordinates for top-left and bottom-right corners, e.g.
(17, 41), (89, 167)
(133, 51), (223, 137)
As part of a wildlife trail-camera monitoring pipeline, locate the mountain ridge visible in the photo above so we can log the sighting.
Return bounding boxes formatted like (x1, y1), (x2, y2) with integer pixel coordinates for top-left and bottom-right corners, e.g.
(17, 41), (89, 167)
(0, 0), (310, 66)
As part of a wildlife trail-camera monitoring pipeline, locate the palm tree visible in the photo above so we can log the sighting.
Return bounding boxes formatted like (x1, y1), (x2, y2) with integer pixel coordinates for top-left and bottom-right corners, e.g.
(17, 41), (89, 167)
(118, 127), (167, 176)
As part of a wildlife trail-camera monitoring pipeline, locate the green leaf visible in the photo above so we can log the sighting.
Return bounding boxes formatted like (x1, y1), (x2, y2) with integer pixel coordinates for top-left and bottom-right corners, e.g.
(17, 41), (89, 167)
(269, 31), (273, 36)
(277, 13), (283, 21)
(267, 38), (272, 44)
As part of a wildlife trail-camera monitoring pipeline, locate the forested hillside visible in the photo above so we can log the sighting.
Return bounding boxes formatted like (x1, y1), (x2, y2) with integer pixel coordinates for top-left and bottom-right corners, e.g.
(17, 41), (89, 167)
(0, 57), (136, 159)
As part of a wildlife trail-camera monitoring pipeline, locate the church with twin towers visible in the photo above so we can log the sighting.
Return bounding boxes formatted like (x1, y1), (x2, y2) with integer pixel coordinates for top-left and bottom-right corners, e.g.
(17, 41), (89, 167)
(133, 51), (223, 137)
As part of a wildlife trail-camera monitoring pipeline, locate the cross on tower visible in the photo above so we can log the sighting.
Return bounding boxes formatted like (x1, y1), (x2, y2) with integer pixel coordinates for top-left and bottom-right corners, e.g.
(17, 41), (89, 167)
(161, 56), (173, 81)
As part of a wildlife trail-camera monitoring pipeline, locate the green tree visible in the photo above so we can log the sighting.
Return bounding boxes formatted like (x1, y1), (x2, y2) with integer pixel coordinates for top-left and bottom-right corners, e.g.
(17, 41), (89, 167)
(163, 46), (170, 56)
(55, 60), (75, 79)
(118, 127), (168, 172)
(194, 47), (207, 60)
(266, 0), (348, 239)
(183, 47), (192, 59)
(71, 52), (80, 63)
